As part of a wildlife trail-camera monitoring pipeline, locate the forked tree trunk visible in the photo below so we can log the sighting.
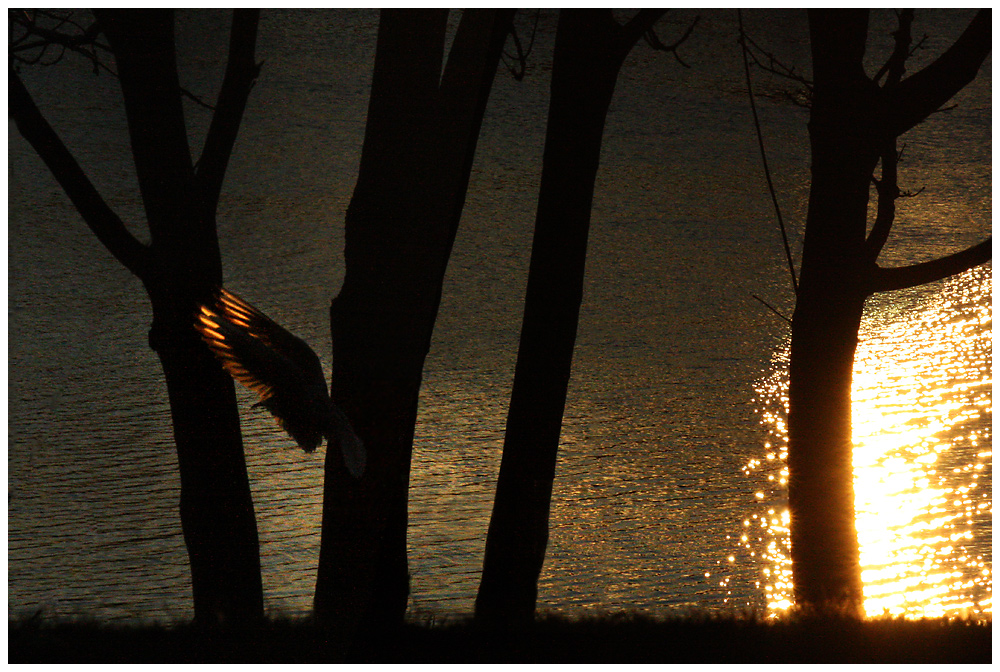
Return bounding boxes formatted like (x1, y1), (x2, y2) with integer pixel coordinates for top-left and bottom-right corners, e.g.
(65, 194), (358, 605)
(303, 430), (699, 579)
(788, 9), (990, 615)
(315, 9), (514, 629)
(98, 9), (265, 625)
(13, 9), (265, 625)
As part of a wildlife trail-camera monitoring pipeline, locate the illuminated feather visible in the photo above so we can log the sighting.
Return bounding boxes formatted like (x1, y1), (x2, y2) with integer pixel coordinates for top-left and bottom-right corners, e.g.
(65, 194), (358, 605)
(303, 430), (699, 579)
(194, 288), (366, 478)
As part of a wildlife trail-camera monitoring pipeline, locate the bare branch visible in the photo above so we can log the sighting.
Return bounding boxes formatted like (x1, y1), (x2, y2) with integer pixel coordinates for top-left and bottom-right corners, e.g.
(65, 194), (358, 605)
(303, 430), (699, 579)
(869, 237), (992, 294)
(500, 9), (540, 82)
(10, 10), (111, 75)
(908, 33), (928, 59)
(10, 67), (150, 279)
(13, 23), (210, 112)
(643, 14), (699, 68)
(741, 30), (814, 91)
(738, 9), (798, 295)
(886, 9), (990, 137)
(195, 9), (260, 203)
(873, 9), (914, 86)
(865, 141), (900, 259)
(14, 14), (102, 50)
(181, 87), (217, 111)
(752, 293), (793, 325)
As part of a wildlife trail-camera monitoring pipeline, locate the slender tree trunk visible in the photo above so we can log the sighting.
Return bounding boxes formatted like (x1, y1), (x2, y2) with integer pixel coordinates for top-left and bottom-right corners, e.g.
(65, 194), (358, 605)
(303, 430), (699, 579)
(476, 9), (663, 622)
(314, 9), (514, 629)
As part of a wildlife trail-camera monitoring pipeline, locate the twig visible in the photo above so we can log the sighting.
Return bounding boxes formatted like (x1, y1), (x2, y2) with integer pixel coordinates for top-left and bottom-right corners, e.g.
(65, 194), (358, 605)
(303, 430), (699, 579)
(752, 294), (793, 325)
(11, 10), (218, 111)
(10, 9), (109, 74)
(181, 88), (217, 111)
(643, 13), (699, 68)
(738, 9), (798, 295)
(741, 31), (813, 91)
(501, 9), (540, 81)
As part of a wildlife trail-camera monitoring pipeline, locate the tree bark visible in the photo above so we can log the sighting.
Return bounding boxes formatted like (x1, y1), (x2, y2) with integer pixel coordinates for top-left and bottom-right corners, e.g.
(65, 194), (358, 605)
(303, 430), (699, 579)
(314, 9), (514, 629)
(475, 9), (664, 623)
(13, 9), (265, 625)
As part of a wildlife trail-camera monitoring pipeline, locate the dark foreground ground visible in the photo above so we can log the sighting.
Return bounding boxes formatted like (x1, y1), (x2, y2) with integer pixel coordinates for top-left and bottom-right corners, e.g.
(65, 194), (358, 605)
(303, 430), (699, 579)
(9, 611), (991, 663)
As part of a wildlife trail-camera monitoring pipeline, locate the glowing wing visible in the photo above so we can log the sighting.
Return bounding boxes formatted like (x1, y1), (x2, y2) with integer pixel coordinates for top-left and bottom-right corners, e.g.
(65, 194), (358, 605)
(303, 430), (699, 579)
(194, 287), (366, 476)
(195, 290), (329, 452)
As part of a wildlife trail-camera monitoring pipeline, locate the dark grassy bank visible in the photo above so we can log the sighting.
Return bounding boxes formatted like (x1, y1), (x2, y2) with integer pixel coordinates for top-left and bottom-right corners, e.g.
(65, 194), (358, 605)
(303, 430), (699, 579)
(9, 611), (991, 663)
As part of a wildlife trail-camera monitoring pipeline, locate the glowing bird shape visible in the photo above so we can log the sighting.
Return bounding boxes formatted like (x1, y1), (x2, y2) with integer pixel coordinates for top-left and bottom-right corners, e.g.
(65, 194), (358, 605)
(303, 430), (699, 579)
(194, 288), (366, 479)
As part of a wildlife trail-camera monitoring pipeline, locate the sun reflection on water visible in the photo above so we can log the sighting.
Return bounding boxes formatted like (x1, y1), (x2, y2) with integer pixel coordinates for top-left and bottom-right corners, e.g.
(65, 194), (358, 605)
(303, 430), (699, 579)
(745, 265), (991, 619)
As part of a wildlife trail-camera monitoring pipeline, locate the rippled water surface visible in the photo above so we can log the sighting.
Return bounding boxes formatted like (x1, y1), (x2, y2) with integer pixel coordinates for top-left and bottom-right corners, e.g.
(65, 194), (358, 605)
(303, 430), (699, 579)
(8, 9), (991, 622)
(748, 267), (992, 618)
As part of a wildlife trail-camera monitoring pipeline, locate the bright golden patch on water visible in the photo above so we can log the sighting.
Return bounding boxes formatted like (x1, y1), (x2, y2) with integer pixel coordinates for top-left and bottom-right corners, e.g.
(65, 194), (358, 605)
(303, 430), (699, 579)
(747, 265), (991, 619)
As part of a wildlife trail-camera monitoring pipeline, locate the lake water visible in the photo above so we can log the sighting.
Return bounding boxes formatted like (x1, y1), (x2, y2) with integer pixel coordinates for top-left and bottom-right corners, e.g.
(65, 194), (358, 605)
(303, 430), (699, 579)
(8, 9), (991, 623)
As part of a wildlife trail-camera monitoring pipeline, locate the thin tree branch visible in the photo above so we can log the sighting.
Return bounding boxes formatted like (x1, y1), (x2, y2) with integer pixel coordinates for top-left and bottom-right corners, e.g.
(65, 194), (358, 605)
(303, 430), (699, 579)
(181, 87), (218, 111)
(10, 66), (150, 279)
(873, 9), (914, 86)
(741, 31), (814, 91)
(13, 15), (103, 50)
(907, 33), (929, 59)
(738, 9), (798, 295)
(500, 9), (539, 82)
(13, 14), (212, 111)
(866, 6), (912, 261)
(195, 9), (261, 205)
(869, 237), (991, 293)
(10, 9), (112, 75)
(885, 8), (990, 137)
(752, 293), (793, 325)
(866, 142), (900, 259)
(642, 13), (699, 68)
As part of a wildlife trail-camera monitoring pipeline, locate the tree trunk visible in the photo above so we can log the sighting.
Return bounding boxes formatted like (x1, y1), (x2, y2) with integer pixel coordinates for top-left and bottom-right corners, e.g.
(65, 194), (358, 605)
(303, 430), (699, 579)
(476, 10), (662, 623)
(314, 9), (514, 629)
(787, 290), (867, 614)
(788, 9), (991, 615)
(151, 315), (264, 623)
(95, 9), (264, 624)
(787, 10), (881, 615)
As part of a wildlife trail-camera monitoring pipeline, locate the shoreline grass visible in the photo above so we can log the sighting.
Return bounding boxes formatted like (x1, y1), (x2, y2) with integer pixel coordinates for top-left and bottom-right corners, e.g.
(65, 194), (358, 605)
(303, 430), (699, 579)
(9, 610), (991, 663)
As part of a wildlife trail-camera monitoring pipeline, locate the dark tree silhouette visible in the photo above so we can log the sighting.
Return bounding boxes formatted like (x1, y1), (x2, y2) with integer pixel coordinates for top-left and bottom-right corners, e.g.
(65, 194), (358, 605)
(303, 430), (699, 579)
(788, 9), (991, 614)
(10, 9), (265, 625)
(313, 9), (515, 628)
(474, 9), (690, 623)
